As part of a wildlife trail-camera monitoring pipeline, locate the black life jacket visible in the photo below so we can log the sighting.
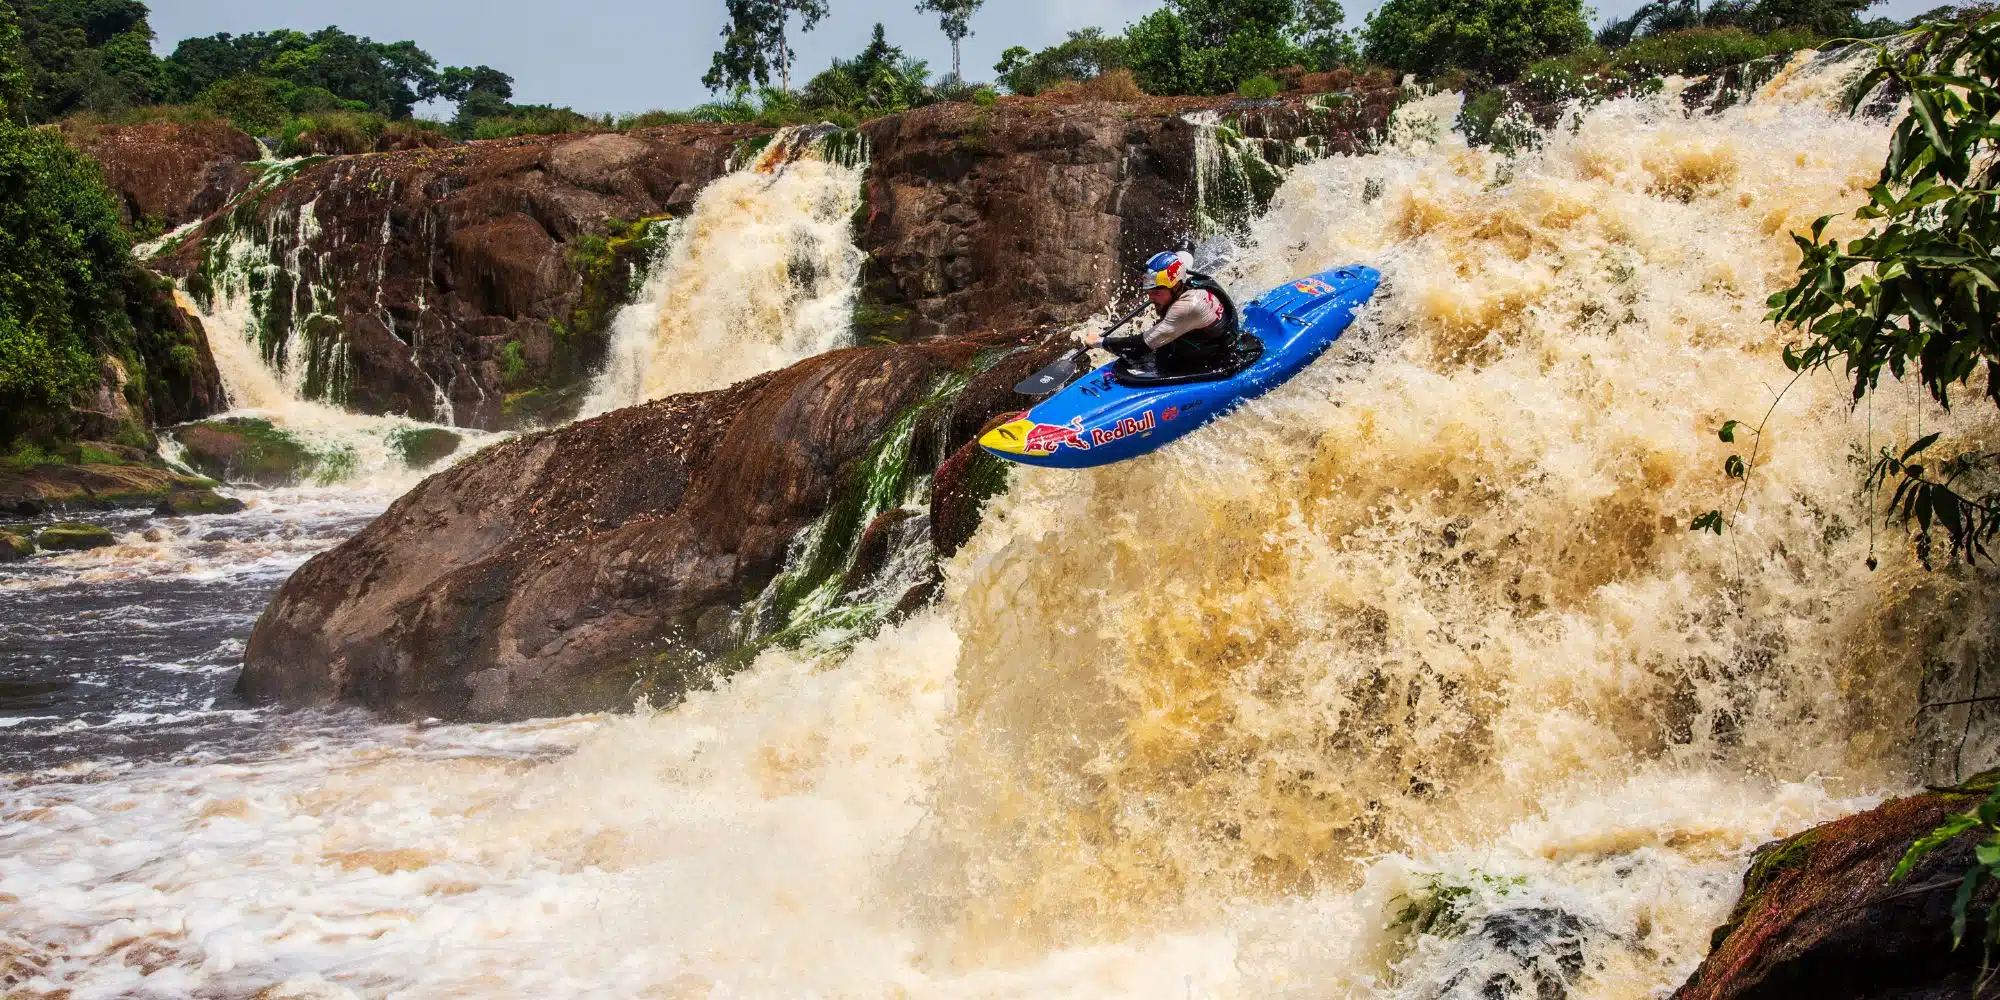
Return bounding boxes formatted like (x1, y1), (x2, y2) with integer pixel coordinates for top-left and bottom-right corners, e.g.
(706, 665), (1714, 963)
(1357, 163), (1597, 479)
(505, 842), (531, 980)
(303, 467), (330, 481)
(1163, 272), (1240, 350)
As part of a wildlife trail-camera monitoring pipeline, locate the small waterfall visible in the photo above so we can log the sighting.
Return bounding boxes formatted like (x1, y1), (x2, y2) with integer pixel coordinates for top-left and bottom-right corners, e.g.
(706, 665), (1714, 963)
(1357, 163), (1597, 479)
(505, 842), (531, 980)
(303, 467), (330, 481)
(171, 159), (495, 490)
(1187, 108), (1335, 243)
(576, 125), (870, 419)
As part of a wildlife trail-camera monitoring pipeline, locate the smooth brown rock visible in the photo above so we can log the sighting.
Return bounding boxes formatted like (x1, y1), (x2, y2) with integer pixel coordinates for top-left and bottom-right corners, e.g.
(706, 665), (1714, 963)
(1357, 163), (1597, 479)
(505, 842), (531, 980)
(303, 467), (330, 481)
(1672, 778), (1999, 1000)
(61, 120), (261, 231)
(854, 92), (1395, 340)
(240, 331), (1034, 721)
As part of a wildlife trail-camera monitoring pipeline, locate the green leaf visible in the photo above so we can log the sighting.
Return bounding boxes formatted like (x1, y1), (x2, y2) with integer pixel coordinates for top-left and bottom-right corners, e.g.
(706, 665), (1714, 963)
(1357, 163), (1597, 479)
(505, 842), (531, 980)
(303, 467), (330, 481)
(1725, 455), (1747, 479)
(1719, 420), (1742, 443)
(1903, 432), (1943, 461)
(1690, 510), (1724, 535)
(1953, 866), (1984, 948)
(1892, 813), (1980, 883)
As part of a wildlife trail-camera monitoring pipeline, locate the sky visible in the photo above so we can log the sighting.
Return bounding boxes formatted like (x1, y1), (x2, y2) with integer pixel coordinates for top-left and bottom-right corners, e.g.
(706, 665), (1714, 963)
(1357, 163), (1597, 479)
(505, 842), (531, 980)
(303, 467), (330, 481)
(151, 0), (1948, 117)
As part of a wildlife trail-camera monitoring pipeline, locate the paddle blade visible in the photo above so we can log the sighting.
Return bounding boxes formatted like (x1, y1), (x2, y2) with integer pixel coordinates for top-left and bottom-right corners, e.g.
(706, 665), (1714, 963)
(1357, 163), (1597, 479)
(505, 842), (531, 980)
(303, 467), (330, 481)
(1015, 352), (1080, 395)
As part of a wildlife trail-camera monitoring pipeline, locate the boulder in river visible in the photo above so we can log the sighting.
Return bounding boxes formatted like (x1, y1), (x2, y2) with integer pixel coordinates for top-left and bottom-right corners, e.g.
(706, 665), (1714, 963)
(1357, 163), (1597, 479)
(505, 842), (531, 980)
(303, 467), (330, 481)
(1672, 774), (2000, 999)
(241, 331), (1060, 721)
(0, 530), (34, 561)
(36, 523), (116, 552)
(390, 427), (464, 471)
(170, 418), (320, 487)
(153, 489), (247, 516)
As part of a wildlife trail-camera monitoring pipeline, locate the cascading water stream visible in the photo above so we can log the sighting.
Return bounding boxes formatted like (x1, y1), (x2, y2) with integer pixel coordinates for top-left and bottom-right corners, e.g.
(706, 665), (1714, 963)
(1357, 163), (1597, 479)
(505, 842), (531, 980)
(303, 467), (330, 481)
(176, 162), (494, 490)
(577, 126), (869, 418)
(10, 50), (2000, 1000)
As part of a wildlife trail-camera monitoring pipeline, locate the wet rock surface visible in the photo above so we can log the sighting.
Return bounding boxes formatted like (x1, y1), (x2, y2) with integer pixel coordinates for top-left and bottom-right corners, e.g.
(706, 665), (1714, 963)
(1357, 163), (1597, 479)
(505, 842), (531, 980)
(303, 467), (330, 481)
(0, 462), (227, 514)
(1671, 778), (2000, 1000)
(62, 120), (262, 231)
(854, 93), (1396, 341)
(240, 331), (1046, 720)
(36, 522), (116, 552)
(157, 125), (766, 429)
(171, 418), (322, 487)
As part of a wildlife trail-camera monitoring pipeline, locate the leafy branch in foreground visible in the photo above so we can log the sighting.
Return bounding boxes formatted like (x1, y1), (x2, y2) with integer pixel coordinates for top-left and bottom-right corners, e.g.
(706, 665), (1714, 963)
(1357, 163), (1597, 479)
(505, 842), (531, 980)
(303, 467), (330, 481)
(1891, 782), (2000, 955)
(1763, 13), (2000, 566)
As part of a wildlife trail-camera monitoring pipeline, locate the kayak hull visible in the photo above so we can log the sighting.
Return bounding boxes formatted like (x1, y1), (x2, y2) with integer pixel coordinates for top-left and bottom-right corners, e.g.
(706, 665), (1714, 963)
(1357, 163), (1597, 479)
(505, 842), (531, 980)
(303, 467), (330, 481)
(980, 265), (1380, 469)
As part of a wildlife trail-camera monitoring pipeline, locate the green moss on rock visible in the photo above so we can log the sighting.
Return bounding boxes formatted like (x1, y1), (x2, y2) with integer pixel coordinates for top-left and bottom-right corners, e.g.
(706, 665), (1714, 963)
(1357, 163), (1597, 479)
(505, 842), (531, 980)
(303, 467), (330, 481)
(0, 530), (34, 561)
(170, 417), (318, 487)
(390, 427), (462, 471)
(37, 522), (115, 551)
(153, 489), (246, 516)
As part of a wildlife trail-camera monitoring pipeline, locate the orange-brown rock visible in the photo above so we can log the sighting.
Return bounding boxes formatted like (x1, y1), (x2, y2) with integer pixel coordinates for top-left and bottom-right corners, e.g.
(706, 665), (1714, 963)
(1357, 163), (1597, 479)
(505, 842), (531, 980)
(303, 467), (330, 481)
(156, 125), (767, 428)
(62, 120), (261, 230)
(239, 331), (1042, 720)
(1672, 778), (2000, 1000)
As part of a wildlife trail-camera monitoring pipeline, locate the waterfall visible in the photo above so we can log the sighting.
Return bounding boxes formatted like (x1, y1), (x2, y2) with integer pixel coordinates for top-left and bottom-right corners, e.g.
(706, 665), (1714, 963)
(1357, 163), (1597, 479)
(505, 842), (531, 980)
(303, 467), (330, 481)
(16, 48), (1999, 1000)
(576, 125), (870, 419)
(174, 160), (493, 489)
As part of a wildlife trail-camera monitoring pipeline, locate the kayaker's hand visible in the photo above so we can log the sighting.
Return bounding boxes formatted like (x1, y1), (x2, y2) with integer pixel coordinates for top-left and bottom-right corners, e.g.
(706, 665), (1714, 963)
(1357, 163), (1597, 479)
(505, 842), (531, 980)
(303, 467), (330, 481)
(1081, 331), (1105, 349)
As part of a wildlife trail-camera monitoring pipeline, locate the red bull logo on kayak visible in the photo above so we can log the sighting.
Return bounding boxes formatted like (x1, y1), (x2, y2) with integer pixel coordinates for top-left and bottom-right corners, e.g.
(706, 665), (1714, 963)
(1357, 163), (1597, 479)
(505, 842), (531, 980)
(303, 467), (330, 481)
(1294, 278), (1335, 295)
(1022, 418), (1092, 456)
(1089, 411), (1156, 446)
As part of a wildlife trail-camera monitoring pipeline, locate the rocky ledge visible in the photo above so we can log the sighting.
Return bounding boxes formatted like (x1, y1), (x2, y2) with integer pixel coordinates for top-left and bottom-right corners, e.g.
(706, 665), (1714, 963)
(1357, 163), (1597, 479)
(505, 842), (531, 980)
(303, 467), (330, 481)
(61, 120), (263, 232)
(240, 331), (1054, 720)
(1673, 776), (2000, 999)
(0, 454), (238, 518)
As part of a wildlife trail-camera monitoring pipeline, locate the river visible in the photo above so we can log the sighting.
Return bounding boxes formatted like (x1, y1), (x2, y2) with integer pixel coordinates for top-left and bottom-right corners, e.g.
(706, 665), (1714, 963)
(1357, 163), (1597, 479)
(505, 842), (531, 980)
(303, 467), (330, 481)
(3, 51), (1995, 1000)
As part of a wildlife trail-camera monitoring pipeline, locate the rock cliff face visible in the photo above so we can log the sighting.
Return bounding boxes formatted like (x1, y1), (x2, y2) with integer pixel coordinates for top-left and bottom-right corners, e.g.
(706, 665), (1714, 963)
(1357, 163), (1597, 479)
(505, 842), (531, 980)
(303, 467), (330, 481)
(147, 91), (1393, 431)
(855, 94), (1395, 340)
(62, 120), (262, 232)
(240, 332), (1056, 720)
(1671, 778), (1999, 1000)
(157, 125), (766, 428)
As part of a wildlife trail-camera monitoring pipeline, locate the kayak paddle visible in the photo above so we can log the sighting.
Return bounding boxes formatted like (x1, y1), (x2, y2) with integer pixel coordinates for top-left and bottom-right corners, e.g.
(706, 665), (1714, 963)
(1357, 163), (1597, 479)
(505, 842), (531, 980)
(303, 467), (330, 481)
(1014, 301), (1152, 395)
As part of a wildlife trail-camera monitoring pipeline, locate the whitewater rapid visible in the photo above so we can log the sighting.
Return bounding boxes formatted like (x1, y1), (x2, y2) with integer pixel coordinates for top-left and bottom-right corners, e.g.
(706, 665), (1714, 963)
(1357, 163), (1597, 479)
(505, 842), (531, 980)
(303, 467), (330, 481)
(578, 129), (867, 417)
(7, 52), (1997, 999)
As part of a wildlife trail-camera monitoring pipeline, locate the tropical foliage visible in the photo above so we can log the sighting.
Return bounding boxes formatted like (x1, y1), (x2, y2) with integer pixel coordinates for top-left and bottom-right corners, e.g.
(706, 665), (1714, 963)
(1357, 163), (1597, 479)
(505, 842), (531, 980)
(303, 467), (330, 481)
(915, 0), (984, 81)
(1127, 0), (1339, 95)
(1892, 779), (2000, 954)
(994, 29), (1131, 96)
(705, 0), (830, 93)
(1760, 14), (2000, 568)
(1362, 0), (1593, 81)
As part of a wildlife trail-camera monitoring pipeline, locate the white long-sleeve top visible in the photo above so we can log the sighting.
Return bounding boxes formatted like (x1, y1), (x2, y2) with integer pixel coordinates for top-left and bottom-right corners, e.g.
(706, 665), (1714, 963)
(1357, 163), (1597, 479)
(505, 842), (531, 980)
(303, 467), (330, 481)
(1140, 289), (1227, 349)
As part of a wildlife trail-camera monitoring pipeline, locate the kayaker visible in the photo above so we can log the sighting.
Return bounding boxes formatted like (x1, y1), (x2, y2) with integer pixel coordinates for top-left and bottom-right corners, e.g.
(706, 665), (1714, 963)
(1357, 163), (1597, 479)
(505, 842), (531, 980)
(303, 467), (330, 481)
(1083, 250), (1241, 377)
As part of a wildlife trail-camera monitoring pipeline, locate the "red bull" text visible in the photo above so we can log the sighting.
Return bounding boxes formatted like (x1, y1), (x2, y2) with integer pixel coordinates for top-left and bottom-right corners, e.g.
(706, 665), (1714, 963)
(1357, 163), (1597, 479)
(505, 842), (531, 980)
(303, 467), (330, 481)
(1089, 412), (1156, 446)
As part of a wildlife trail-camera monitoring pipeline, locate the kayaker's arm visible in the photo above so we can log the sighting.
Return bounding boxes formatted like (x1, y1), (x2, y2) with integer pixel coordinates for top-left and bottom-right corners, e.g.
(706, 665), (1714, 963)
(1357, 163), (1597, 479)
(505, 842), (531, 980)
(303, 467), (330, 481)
(1080, 300), (1153, 351)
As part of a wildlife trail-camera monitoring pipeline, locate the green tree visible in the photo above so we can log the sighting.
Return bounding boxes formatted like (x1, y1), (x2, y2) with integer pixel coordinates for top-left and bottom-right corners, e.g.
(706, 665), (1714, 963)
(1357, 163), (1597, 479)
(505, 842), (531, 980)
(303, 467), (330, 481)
(1362, 0), (1591, 80)
(1758, 14), (2000, 567)
(704, 0), (830, 94)
(1127, 0), (1303, 95)
(12, 0), (163, 120)
(438, 64), (513, 122)
(802, 23), (931, 111)
(0, 2), (30, 122)
(994, 28), (1129, 95)
(1293, 0), (1358, 70)
(162, 28), (444, 119)
(915, 0), (983, 81)
(0, 117), (133, 440)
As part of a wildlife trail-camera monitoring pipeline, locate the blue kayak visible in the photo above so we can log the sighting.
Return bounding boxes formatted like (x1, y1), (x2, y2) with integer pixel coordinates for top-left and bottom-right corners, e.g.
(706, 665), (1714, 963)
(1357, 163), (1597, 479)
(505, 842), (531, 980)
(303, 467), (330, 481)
(980, 265), (1381, 469)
